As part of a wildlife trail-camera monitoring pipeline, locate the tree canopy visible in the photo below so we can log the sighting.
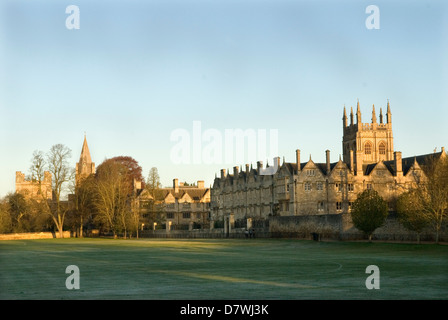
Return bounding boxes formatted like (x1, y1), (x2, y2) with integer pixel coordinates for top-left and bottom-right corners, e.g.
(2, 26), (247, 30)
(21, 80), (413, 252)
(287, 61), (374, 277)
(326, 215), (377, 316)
(351, 189), (388, 241)
(396, 189), (430, 243)
(96, 156), (144, 192)
(407, 153), (448, 243)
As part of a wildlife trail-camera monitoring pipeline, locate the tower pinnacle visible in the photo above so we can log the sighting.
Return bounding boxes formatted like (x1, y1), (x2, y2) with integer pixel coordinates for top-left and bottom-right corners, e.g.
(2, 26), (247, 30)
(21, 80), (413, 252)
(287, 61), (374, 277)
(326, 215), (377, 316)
(343, 105), (348, 127)
(350, 106), (354, 125)
(356, 99), (362, 124)
(386, 99), (392, 124)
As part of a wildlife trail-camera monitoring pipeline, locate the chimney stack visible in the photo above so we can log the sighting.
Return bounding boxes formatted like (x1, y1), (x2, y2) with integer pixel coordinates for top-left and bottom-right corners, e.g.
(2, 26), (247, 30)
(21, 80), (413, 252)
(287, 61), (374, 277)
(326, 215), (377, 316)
(326, 150), (331, 174)
(173, 178), (179, 193)
(257, 161), (263, 172)
(197, 180), (204, 188)
(394, 151), (402, 177)
(220, 169), (226, 179)
(296, 149), (301, 172)
(233, 166), (239, 176)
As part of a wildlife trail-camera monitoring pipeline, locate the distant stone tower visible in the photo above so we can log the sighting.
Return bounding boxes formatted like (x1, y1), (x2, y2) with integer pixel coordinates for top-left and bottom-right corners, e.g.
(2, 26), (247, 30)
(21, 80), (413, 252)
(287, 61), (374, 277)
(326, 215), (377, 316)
(15, 170), (52, 200)
(342, 100), (394, 175)
(75, 135), (95, 185)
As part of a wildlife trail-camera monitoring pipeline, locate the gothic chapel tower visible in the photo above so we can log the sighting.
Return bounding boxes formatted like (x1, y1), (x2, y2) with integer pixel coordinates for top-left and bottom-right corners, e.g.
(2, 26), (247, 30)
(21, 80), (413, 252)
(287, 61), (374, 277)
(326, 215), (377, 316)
(342, 100), (394, 175)
(75, 135), (95, 185)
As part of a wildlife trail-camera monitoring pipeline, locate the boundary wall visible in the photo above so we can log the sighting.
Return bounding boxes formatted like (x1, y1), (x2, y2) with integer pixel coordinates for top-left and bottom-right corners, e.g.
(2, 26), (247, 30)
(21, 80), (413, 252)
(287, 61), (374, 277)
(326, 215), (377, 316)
(0, 231), (71, 240)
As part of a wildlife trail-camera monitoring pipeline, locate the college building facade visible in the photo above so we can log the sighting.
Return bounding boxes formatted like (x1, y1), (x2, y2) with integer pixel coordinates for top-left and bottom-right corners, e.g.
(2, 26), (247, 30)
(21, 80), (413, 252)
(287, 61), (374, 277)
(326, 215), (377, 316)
(137, 179), (211, 230)
(210, 101), (446, 225)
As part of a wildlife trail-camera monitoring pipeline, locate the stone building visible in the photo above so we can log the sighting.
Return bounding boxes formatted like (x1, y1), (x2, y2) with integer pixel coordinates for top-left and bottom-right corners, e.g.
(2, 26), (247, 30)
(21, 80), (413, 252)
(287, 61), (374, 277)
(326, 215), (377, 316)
(15, 135), (95, 203)
(211, 101), (446, 224)
(137, 179), (211, 230)
(15, 170), (52, 200)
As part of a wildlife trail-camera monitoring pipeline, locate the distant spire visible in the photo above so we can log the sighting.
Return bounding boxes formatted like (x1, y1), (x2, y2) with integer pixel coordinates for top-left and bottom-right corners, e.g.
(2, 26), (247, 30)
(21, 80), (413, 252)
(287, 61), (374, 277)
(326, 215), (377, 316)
(79, 135), (92, 164)
(76, 134), (95, 185)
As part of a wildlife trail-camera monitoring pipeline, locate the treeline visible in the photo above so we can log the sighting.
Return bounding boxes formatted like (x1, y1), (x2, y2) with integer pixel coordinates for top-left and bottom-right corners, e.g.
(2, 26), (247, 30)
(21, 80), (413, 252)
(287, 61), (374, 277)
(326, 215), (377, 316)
(0, 144), (161, 238)
(73, 156), (153, 239)
(1, 144), (447, 243)
(351, 154), (448, 243)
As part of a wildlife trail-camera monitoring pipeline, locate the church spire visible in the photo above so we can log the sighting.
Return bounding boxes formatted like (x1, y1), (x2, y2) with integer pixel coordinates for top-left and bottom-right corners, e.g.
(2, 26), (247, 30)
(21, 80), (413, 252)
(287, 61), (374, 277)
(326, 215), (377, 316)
(379, 107), (383, 124)
(76, 134), (95, 185)
(79, 134), (92, 164)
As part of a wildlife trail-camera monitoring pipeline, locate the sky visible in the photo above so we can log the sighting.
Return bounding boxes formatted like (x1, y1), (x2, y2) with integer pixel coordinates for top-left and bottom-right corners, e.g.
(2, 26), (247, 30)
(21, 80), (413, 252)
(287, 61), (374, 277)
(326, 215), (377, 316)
(0, 0), (447, 197)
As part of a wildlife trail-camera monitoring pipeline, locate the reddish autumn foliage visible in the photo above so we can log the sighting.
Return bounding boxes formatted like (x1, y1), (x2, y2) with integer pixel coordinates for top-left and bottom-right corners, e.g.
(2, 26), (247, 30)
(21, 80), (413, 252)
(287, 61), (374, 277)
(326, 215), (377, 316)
(96, 156), (145, 192)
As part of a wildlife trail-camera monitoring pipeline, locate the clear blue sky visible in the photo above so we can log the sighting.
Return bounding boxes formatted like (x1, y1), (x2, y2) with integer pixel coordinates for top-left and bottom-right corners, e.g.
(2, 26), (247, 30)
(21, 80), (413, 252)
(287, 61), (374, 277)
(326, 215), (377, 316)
(0, 0), (447, 197)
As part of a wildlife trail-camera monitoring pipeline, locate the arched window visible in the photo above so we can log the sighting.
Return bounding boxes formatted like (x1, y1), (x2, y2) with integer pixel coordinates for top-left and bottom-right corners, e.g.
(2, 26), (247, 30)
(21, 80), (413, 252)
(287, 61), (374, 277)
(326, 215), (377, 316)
(379, 142), (386, 155)
(364, 141), (372, 155)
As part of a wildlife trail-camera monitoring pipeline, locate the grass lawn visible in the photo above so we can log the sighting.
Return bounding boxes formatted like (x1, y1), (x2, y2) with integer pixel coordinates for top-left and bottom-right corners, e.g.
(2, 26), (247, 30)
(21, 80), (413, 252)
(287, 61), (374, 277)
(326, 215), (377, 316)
(0, 238), (447, 300)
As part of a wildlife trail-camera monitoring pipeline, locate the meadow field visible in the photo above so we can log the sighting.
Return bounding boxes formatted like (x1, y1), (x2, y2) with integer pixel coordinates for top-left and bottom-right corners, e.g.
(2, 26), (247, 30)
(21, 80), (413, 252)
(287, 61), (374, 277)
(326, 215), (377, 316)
(0, 238), (447, 300)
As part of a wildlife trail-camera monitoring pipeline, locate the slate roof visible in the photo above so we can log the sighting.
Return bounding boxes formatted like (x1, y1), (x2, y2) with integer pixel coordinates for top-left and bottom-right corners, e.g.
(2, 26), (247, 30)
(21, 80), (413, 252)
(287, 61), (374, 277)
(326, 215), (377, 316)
(214, 150), (445, 180)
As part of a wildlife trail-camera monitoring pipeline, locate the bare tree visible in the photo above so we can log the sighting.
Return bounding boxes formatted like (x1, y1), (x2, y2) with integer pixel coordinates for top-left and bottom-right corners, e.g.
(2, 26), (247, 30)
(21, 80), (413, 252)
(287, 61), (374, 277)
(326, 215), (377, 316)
(94, 160), (131, 238)
(129, 194), (141, 239)
(0, 197), (12, 233)
(72, 174), (96, 237)
(30, 150), (46, 183)
(411, 153), (448, 243)
(144, 167), (165, 229)
(46, 144), (74, 238)
(146, 167), (161, 199)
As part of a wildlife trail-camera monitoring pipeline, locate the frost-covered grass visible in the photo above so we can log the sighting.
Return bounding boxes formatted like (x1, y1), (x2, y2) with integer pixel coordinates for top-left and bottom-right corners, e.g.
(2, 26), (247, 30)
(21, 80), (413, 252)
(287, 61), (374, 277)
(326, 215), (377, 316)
(0, 238), (446, 299)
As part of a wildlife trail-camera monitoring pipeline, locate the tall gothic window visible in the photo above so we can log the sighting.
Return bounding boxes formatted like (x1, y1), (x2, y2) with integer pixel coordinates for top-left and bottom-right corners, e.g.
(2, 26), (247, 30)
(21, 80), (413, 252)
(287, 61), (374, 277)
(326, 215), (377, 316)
(364, 141), (372, 154)
(379, 142), (386, 155)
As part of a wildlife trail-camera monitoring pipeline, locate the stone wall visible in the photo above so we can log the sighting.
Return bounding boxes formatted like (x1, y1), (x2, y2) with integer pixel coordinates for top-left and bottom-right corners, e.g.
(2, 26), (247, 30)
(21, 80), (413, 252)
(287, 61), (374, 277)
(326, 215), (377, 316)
(139, 228), (269, 239)
(269, 214), (341, 239)
(136, 213), (447, 242)
(269, 213), (448, 242)
(0, 231), (71, 240)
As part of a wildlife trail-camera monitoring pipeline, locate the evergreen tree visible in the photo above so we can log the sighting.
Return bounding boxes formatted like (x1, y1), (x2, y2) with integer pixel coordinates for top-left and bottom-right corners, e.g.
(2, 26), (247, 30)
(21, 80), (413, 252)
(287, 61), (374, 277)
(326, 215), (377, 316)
(351, 189), (388, 242)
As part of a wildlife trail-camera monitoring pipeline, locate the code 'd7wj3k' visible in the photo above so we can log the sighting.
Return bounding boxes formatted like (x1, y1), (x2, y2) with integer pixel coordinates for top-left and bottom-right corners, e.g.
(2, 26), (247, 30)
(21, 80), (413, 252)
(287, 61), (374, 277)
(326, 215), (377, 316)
(224, 304), (269, 316)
